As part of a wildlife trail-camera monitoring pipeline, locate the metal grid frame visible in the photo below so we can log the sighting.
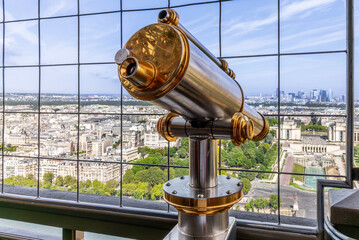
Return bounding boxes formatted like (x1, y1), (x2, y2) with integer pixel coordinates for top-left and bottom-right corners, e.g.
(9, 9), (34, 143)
(0, 0), (354, 231)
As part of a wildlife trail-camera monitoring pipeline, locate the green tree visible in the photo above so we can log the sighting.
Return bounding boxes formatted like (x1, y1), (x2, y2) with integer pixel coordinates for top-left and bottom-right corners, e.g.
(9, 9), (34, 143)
(177, 148), (188, 158)
(54, 175), (64, 186)
(270, 194), (281, 210)
(240, 178), (251, 194)
(135, 167), (166, 186)
(43, 172), (54, 184)
(123, 169), (135, 184)
(267, 118), (278, 126)
(254, 198), (269, 210)
(136, 182), (152, 199)
(153, 184), (164, 200)
(64, 175), (76, 186)
(122, 183), (137, 196)
(133, 190), (143, 199)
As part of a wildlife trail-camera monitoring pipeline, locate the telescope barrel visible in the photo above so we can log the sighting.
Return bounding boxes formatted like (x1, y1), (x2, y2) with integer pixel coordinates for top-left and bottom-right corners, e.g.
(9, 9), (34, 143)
(116, 12), (268, 142)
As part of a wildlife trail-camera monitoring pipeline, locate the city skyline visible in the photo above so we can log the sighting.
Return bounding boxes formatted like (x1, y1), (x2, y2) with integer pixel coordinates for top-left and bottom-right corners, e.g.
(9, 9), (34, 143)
(1, 88), (349, 99)
(0, 0), (357, 97)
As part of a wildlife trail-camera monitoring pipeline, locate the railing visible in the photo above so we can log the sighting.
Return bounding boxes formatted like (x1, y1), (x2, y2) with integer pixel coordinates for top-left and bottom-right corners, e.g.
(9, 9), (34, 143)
(0, 0), (355, 239)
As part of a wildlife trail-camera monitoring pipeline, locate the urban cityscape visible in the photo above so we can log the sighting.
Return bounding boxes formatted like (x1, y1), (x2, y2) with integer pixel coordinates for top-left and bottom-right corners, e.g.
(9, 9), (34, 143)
(1, 91), (359, 222)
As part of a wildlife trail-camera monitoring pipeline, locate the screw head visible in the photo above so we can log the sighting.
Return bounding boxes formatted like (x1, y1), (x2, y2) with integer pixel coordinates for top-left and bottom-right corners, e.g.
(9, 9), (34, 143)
(172, 190), (177, 194)
(197, 194), (204, 198)
(180, 176), (185, 180)
(226, 190), (232, 195)
(226, 175), (231, 179)
(114, 48), (130, 65)
(166, 182), (171, 187)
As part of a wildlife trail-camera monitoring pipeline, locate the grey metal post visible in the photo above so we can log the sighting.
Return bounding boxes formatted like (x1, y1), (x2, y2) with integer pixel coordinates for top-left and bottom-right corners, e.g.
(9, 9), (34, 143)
(345, 0), (354, 184)
(189, 138), (218, 189)
(316, 0), (354, 238)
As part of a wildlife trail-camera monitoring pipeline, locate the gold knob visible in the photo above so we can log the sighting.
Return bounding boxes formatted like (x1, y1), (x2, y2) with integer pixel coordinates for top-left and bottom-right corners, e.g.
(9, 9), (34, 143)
(157, 112), (178, 142)
(231, 112), (255, 146)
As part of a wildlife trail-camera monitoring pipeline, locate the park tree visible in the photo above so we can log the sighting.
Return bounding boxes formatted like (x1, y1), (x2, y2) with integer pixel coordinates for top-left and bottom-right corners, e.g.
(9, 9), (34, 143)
(244, 158), (253, 169)
(254, 198), (269, 211)
(136, 182), (152, 199)
(240, 178), (252, 194)
(255, 149), (264, 164)
(164, 147), (177, 157)
(178, 148), (188, 158)
(106, 179), (119, 189)
(43, 172), (54, 184)
(122, 183), (137, 196)
(133, 190), (143, 199)
(64, 175), (76, 187)
(123, 169), (135, 184)
(238, 171), (256, 181)
(153, 184), (164, 200)
(270, 194), (282, 210)
(245, 203), (251, 211)
(145, 167), (167, 186)
(267, 118), (278, 126)
(249, 199), (255, 212)
(54, 175), (64, 186)
(84, 179), (92, 188)
(174, 168), (189, 178)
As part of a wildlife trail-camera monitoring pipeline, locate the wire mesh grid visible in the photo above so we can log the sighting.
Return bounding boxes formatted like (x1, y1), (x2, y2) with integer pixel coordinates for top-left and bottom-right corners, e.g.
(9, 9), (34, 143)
(0, 0), (352, 226)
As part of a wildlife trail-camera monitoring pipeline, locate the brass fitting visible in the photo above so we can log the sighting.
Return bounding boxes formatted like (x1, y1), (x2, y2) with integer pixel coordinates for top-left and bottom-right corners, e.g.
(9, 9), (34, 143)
(252, 112), (270, 141)
(219, 59), (229, 72)
(163, 175), (243, 216)
(158, 9), (179, 26)
(119, 57), (156, 89)
(228, 68), (236, 80)
(231, 112), (254, 146)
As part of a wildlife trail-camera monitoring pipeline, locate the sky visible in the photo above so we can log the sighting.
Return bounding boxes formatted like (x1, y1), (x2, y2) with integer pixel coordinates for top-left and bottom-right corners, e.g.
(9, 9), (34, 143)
(0, 0), (358, 97)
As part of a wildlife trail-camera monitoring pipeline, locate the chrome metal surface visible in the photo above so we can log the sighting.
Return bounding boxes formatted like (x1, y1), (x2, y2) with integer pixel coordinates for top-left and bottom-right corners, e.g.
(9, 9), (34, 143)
(114, 48), (130, 65)
(189, 138), (218, 188)
(324, 217), (351, 240)
(176, 22), (222, 70)
(151, 40), (264, 136)
(178, 212), (229, 238)
(168, 117), (231, 140)
(163, 217), (236, 240)
(163, 175), (242, 200)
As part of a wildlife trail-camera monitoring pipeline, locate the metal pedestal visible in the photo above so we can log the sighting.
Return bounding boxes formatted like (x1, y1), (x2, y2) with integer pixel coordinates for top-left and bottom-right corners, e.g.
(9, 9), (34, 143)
(163, 138), (242, 239)
(164, 217), (237, 240)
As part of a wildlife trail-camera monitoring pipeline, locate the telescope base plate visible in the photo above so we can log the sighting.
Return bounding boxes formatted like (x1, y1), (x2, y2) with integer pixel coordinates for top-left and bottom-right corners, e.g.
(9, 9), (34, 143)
(163, 216), (236, 240)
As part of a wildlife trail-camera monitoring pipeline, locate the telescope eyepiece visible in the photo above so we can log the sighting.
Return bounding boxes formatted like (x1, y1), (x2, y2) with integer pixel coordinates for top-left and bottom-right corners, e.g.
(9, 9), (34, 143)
(119, 57), (157, 89)
(120, 57), (137, 78)
(126, 62), (137, 76)
(158, 10), (168, 21)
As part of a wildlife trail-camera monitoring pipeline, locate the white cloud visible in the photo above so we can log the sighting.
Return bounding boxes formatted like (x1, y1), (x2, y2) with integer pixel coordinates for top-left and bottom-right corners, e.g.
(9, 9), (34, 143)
(223, 0), (338, 35)
(5, 11), (38, 45)
(281, 0), (336, 19)
(282, 30), (345, 52)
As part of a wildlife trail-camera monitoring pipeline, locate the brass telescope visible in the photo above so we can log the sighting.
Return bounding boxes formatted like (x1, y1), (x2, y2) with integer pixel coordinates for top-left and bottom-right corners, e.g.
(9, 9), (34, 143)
(115, 9), (269, 240)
